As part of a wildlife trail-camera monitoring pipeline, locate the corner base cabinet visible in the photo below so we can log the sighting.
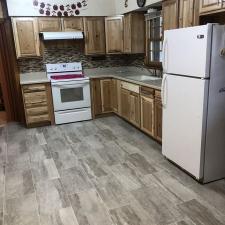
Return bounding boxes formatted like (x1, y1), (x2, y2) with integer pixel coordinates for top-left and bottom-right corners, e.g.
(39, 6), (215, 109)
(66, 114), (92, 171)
(21, 83), (54, 127)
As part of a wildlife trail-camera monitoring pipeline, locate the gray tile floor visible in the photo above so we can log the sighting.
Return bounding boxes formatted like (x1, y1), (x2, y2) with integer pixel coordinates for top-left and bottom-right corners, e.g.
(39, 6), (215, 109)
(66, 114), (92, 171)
(0, 116), (225, 225)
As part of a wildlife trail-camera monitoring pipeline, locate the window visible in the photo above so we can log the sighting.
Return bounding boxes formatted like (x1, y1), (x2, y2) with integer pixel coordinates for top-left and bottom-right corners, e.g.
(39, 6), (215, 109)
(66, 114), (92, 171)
(145, 11), (163, 69)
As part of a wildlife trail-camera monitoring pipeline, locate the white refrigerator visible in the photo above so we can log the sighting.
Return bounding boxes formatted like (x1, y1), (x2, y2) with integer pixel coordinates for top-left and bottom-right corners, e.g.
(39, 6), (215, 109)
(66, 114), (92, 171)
(162, 24), (225, 183)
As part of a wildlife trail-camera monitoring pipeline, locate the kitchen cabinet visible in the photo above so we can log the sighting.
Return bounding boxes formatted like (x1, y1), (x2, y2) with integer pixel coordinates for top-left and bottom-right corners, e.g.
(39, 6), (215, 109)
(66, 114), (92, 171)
(179, 0), (199, 27)
(12, 17), (40, 58)
(38, 18), (61, 32)
(62, 17), (84, 31)
(120, 88), (130, 121)
(199, 0), (222, 14)
(83, 17), (106, 55)
(123, 13), (145, 54)
(100, 79), (113, 113)
(140, 87), (155, 136)
(163, 0), (179, 30)
(112, 79), (119, 113)
(105, 16), (124, 54)
(91, 79), (102, 117)
(0, 1), (6, 19)
(154, 90), (162, 142)
(120, 81), (140, 127)
(21, 83), (54, 127)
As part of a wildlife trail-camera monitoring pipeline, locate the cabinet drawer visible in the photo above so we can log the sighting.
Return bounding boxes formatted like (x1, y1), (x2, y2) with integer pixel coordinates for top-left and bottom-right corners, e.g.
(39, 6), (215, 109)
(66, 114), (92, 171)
(23, 84), (46, 93)
(140, 86), (154, 98)
(121, 81), (139, 93)
(27, 114), (50, 124)
(26, 106), (49, 116)
(24, 92), (47, 105)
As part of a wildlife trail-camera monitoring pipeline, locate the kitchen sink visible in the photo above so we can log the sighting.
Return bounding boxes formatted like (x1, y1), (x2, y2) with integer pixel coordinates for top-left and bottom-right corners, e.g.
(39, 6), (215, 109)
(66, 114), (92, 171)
(127, 75), (161, 82)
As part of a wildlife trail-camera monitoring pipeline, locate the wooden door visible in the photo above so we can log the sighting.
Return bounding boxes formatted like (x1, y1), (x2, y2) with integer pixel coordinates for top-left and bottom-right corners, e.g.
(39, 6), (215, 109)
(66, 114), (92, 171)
(84, 17), (106, 55)
(199, 0), (222, 13)
(100, 79), (113, 113)
(12, 17), (40, 58)
(105, 16), (124, 54)
(123, 14), (132, 53)
(112, 79), (118, 112)
(91, 79), (102, 117)
(154, 91), (162, 142)
(179, 0), (199, 27)
(129, 91), (140, 127)
(38, 18), (61, 32)
(141, 96), (155, 136)
(163, 0), (179, 30)
(62, 17), (83, 31)
(120, 88), (130, 120)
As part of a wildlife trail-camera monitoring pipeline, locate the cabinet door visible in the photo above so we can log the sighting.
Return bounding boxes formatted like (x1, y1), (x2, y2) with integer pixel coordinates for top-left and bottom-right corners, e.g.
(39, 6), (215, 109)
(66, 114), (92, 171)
(100, 79), (113, 113)
(163, 0), (179, 30)
(141, 96), (155, 136)
(105, 16), (124, 54)
(130, 92), (140, 127)
(91, 79), (102, 117)
(121, 88), (130, 120)
(179, 0), (198, 27)
(199, 0), (222, 13)
(84, 17), (106, 55)
(154, 91), (162, 142)
(62, 17), (83, 31)
(38, 18), (61, 32)
(123, 14), (132, 53)
(112, 79), (118, 112)
(12, 17), (40, 58)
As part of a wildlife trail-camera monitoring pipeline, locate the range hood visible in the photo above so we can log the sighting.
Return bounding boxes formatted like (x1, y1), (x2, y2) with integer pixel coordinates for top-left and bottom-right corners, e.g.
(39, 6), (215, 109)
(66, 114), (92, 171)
(40, 31), (83, 40)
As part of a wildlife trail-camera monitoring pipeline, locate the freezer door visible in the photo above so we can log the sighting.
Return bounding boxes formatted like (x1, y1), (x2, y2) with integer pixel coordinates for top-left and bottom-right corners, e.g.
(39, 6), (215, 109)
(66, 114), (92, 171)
(163, 24), (213, 78)
(162, 74), (209, 179)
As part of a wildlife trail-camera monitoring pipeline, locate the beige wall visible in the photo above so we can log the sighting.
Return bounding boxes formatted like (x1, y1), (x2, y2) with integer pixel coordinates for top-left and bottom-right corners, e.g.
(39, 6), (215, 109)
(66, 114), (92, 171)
(6, 0), (116, 17)
(114, 0), (161, 14)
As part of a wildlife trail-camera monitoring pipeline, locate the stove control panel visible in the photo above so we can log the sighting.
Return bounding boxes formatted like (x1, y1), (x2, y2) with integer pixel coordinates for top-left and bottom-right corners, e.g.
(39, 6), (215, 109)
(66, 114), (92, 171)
(46, 62), (82, 73)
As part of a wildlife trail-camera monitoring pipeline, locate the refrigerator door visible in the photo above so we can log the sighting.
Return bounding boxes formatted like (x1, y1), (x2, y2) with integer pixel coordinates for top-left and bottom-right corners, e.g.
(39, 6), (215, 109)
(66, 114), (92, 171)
(163, 24), (213, 78)
(162, 74), (209, 179)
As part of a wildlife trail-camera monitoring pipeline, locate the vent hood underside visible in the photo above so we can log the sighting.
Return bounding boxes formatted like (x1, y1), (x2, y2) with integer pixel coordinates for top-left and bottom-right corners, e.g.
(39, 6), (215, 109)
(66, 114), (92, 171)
(40, 31), (84, 40)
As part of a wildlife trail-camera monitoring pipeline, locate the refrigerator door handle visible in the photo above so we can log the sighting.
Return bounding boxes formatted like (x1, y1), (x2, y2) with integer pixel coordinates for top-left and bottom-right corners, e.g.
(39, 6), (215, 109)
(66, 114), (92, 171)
(161, 74), (167, 108)
(162, 38), (168, 73)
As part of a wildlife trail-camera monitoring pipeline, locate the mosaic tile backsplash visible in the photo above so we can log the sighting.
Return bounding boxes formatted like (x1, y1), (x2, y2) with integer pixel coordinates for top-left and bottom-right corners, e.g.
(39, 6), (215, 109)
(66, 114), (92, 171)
(18, 43), (146, 73)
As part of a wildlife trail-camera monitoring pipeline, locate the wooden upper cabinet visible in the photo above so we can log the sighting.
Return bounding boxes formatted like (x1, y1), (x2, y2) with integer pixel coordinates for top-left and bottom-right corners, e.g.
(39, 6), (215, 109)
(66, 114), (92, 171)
(83, 17), (106, 55)
(199, 0), (222, 13)
(105, 16), (124, 54)
(62, 17), (84, 31)
(12, 17), (40, 58)
(38, 18), (61, 32)
(163, 0), (179, 30)
(124, 13), (145, 54)
(179, 0), (199, 27)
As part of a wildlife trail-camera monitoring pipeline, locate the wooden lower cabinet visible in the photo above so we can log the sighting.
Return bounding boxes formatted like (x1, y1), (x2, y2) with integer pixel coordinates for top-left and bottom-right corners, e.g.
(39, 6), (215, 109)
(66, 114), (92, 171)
(154, 90), (162, 142)
(120, 88), (131, 121)
(129, 92), (140, 127)
(21, 83), (54, 127)
(100, 79), (113, 113)
(141, 95), (155, 136)
(91, 79), (102, 117)
(112, 79), (119, 113)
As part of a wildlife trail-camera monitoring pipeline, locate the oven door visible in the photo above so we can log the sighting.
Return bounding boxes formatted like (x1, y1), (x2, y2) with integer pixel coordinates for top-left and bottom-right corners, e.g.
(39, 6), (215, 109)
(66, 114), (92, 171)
(51, 80), (91, 111)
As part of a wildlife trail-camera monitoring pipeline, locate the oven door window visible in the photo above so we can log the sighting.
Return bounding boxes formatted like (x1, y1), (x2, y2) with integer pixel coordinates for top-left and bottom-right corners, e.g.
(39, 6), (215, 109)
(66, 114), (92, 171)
(60, 87), (84, 103)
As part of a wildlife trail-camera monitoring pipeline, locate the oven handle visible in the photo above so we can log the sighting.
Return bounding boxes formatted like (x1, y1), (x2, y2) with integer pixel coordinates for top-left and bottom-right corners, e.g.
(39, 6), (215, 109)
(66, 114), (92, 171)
(52, 81), (89, 88)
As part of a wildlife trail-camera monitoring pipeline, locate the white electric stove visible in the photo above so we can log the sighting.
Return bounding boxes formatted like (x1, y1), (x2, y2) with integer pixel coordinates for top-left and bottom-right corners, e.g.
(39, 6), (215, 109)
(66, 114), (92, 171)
(46, 62), (92, 125)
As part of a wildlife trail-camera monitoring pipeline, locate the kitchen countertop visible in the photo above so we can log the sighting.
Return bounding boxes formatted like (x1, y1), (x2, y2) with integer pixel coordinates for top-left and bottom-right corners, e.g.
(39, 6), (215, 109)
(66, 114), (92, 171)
(84, 67), (162, 90)
(20, 72), (49, 85)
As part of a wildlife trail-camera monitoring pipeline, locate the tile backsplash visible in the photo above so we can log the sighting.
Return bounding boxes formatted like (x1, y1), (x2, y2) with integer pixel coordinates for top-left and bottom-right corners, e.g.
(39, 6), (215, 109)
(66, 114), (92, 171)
(18, 42), (146, 73)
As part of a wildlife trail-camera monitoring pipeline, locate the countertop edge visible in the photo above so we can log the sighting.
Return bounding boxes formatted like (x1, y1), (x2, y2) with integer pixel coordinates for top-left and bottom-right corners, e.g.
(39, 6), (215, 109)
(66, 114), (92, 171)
(87, 74), (162, 91)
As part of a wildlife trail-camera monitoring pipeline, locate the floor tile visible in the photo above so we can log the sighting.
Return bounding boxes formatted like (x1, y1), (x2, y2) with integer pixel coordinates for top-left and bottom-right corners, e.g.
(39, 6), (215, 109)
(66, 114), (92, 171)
(69, 189), (113, 225)
(4, 193), (39, 225)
